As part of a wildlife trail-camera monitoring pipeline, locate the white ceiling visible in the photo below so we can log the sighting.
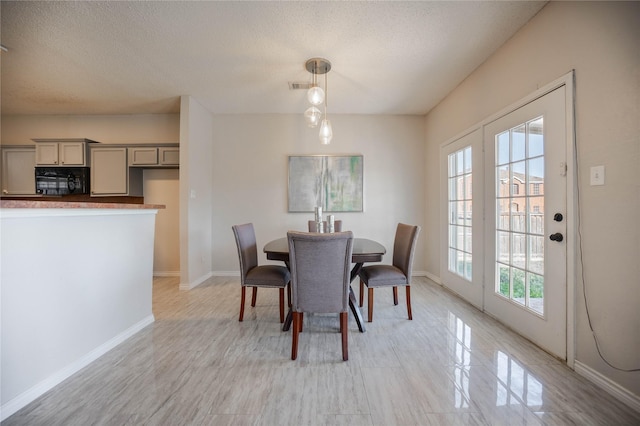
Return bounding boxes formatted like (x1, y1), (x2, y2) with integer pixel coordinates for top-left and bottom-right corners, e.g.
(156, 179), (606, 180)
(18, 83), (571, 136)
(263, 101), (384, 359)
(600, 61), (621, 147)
(0, 1), (547, 116)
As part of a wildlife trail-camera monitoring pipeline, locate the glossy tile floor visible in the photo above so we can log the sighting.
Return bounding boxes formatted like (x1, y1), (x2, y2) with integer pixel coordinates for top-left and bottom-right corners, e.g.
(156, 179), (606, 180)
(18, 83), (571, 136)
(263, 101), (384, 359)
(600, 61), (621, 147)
(4, 276), (640, 425)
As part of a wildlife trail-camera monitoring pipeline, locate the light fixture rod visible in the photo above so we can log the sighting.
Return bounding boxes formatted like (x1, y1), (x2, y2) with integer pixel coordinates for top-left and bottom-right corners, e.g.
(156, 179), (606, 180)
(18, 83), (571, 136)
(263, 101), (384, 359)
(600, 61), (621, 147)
(0, 45), (8, 52)
(324, 72), (328, 110)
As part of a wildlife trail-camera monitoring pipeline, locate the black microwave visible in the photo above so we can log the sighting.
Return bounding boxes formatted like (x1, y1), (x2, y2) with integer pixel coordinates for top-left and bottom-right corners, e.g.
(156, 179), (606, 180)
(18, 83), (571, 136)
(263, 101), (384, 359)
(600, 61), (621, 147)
(35, 167), (90, 195)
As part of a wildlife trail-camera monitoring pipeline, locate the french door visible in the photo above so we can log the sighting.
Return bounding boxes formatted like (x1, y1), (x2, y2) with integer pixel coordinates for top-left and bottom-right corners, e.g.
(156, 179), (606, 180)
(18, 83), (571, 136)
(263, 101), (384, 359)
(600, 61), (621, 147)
(484, 86), (567, 359)
(441, 78), (572, 361)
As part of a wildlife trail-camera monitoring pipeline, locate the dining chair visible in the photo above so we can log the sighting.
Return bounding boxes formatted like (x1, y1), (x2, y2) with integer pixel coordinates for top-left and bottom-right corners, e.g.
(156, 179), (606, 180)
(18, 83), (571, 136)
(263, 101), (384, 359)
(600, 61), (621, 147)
(232, 223), (291, 323)
(307, 219), (342, 232)
(287, 230), (354, 361)
(359, 223), (421, 322)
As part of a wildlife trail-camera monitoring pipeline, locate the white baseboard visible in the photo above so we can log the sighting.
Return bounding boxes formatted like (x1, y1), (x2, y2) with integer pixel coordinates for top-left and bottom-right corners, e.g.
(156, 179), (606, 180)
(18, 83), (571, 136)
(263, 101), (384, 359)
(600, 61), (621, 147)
(180, 271), (214, 290)
(212, 271), (240, 277)
(574, 360), (640, 413)
(423, 270), (442, 285)
(153, 271), (180, 277)
(1, 314), (155, 422)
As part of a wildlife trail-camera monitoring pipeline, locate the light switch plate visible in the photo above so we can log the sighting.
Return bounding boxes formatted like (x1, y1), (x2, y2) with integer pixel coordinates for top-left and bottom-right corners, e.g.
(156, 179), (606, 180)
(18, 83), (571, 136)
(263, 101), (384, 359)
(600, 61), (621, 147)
(590, 165), (605, 186)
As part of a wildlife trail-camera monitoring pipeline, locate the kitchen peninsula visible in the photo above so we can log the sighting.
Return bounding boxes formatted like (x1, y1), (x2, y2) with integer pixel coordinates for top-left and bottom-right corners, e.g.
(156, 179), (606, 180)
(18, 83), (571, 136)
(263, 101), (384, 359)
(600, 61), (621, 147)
(0, 200), (163, 418)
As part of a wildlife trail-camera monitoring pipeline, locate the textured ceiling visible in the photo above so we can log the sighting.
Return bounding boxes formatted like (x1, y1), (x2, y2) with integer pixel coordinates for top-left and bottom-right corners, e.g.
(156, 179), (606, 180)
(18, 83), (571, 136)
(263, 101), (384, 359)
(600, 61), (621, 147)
(0, 1), (547, 116)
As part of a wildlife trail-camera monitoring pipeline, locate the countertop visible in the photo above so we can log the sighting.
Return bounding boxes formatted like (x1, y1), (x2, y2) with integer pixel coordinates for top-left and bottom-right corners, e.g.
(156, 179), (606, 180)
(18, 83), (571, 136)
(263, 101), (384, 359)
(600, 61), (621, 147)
(0, 199), (165, 210)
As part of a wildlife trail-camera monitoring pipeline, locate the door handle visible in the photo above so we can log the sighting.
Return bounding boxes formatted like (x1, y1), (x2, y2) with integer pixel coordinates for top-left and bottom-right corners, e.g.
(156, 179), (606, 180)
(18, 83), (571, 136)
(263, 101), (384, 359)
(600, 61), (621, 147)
(549, 233), (563, 242)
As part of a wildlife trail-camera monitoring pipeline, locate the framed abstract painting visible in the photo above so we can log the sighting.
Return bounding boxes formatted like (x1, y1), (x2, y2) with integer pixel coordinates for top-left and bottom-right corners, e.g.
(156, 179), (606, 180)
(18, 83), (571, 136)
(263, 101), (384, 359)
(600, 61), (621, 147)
(288, 155), (363, 212)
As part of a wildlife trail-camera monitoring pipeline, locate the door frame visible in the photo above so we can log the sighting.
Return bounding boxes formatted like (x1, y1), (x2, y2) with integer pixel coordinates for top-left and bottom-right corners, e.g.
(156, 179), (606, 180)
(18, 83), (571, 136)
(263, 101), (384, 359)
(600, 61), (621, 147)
(439, 70), (576, 367)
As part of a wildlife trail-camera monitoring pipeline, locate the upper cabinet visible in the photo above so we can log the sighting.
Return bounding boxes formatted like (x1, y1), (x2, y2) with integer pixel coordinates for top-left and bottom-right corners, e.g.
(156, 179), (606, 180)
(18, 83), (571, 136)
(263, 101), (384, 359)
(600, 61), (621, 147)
(1, 146), (36, 195)
(129, 146), (179, 167)
(33, 139), (96, 166)
(90, 146), (142, 197)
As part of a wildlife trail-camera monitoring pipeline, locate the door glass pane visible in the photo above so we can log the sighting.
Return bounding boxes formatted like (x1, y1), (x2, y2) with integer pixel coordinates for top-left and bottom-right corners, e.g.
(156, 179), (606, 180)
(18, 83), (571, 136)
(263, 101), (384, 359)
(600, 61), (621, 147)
(528, 197), (544, 235)
(513, 268), (525, 306)
(448, 146), (472, 280)
(512, 234), (526, 269)
(497, 231), (510, 263)
(497, 199), (510, 231)
(464, 252), (472, 280)
(494, 116), (545, 314)
(529, 273), (544, 315)
(512, 125), (526, 162)
(497, 132), (510, 165)
(498, 265), (510, 296)
(527, 157), (544, 195)
(528, 118), (544, 157)
(529, 236), (544, 275)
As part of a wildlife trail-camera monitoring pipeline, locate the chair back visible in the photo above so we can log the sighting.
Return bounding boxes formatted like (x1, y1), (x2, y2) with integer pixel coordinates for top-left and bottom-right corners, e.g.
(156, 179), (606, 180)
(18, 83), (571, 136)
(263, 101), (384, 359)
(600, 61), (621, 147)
(232, 223), (258, 284)
(287, 230), (353, 313)
(392, 223), (421, 283)
(307, 220), (343, 232)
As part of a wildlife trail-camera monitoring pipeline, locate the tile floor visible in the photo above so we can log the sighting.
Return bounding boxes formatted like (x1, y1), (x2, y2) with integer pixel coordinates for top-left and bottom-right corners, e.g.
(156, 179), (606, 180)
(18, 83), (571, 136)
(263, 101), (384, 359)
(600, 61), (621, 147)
(3, 276), (639, 425)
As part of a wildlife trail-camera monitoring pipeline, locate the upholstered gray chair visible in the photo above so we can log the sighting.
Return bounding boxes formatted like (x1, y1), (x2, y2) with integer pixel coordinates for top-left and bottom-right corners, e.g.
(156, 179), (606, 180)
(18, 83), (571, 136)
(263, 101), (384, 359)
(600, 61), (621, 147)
(359, 223), (421, 322)
(287, 230), (354, 361)
(308, 219), (342, 232)
(232, 223), (291, 323)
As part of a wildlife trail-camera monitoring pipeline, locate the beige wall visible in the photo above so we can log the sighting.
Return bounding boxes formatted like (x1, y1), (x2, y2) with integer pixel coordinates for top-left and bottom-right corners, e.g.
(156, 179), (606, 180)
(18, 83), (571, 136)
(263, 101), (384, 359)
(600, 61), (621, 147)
(424, 1), (639, 396)
(179, 96), (214, 289)
(211, 113), (426, 273)
(1, 114), (179, 145)
(143, 168), (180, 275)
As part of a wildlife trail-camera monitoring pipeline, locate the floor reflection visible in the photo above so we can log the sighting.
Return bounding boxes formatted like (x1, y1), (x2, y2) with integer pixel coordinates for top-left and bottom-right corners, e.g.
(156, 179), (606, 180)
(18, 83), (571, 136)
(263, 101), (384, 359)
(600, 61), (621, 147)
(447, 311), (545, 411)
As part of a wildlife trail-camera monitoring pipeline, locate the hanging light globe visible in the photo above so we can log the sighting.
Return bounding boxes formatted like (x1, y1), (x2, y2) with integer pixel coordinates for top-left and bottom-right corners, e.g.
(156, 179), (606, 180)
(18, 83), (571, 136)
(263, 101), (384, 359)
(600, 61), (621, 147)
(319, 119), (333, 145)
(304, 106), (322, 128)
(307, 86), (325, 106)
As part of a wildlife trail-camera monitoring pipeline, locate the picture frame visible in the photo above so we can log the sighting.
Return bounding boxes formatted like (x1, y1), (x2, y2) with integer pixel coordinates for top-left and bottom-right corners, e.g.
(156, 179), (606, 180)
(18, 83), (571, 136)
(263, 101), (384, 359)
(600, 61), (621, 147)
(288, 155), (363, 212)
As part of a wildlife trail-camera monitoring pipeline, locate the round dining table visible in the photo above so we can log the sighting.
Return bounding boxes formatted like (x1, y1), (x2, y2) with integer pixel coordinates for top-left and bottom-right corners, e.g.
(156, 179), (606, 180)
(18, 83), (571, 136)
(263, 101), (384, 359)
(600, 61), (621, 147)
(263, 237), (386, 333)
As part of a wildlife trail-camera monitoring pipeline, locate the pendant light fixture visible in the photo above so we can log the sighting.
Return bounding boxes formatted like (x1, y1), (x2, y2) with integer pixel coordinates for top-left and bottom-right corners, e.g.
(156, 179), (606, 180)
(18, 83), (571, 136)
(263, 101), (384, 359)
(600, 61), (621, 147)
(304, 58), (332, 144)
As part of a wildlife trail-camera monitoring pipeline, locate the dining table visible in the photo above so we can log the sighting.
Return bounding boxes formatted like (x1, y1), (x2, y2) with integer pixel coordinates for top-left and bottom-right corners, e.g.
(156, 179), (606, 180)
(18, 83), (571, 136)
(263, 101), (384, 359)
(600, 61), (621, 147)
(263, 237), (386, 333)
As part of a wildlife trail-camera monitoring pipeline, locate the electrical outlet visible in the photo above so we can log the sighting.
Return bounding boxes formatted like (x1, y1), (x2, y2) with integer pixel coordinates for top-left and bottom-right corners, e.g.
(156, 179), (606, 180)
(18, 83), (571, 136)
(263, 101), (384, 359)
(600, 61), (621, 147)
(590, 165), (605, 186)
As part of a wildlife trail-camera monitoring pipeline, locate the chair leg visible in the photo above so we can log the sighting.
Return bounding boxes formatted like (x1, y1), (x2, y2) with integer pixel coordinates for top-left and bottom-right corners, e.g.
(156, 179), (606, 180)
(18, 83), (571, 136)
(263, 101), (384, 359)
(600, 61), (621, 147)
(251, 287), (258, 307)
(299, 312), (304, 332)
(239, 286), (246, 322)
(287, 283), (292, 307)
(279, 288), (285, 323)
(393, 286), (399, 305)
(291, 312), (300, 360)
(406, 285), (413, 320)
(368, 287), (374, 322)
(359, 280), (364, 307)
(340, 312), (348, 361)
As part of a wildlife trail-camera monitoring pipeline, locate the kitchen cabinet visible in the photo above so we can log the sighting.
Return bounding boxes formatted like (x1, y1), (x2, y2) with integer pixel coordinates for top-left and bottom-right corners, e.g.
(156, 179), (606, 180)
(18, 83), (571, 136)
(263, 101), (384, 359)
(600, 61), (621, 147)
(159, 147), (180, 165)
(129, 145), (179, 167)
(90, 146), (142, 196)
(33, 139), (95, 166)
(1, 146), (36, 195)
